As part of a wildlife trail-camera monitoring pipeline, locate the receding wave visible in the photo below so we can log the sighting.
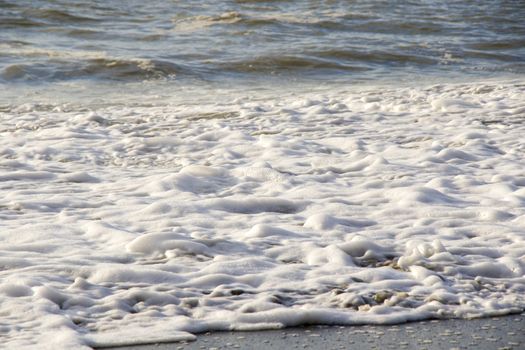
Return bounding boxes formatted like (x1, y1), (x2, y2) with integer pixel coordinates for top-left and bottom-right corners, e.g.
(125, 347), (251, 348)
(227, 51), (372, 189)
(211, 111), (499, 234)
(219, 55), (370, 73)
(81, 58), (181, 80)
(462, 50), (523, 62)
(218, 48), (440, 74)
(22, 8), (99, 23)
(350, 19), (446, 35)
(1, 64), (33, 81)
(314, 49), (438, 66)
(1, 58), (183, 82)
(64, 29), (105, 39)
(0, 17), (44, 28)
(468, 39), (525, 51)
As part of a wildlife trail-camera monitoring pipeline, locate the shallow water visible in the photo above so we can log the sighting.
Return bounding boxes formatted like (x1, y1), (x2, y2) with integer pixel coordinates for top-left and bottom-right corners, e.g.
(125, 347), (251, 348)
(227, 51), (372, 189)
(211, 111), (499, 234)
(1, 1), (525, 349)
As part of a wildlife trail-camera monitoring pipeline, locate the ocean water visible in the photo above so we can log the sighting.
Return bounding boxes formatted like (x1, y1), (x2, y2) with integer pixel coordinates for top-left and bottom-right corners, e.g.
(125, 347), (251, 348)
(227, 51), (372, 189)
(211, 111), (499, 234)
(1, 1), (525, 349)
(1, 0), (525, 102)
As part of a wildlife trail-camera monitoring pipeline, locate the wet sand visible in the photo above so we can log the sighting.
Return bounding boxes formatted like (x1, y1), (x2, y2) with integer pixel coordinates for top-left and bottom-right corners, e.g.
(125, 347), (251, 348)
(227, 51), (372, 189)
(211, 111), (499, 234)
(98, 313), (524, 350)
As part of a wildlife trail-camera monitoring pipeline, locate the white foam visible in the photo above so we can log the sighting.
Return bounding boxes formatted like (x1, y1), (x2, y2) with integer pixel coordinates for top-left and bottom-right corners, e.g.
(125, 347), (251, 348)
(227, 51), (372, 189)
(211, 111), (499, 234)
(1, 80), (524, 348)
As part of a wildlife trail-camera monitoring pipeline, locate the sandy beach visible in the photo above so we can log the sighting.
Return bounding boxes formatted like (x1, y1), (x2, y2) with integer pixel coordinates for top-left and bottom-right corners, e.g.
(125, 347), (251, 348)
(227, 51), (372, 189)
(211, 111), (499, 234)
(99, 313), (525, 350)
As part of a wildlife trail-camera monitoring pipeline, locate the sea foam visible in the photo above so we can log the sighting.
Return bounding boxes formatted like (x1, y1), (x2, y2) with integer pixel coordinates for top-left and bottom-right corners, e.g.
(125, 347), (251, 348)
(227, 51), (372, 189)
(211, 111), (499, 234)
(1, 80), (524, 348)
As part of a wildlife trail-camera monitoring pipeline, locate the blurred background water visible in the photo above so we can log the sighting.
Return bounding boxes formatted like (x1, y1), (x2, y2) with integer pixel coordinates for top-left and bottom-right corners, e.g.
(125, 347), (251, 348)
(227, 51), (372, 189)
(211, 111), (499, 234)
(1, 0), (524, 104)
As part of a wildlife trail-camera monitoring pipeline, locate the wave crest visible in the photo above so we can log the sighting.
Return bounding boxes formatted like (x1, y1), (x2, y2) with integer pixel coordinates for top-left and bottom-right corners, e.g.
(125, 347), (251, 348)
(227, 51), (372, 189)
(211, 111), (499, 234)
(1, 58), (182, 82)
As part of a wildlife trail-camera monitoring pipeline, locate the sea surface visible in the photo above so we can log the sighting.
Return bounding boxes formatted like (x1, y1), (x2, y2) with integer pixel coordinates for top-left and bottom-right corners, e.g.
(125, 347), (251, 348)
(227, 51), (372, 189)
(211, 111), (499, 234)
(1, 0), (525, 103)
(1, 1), (525, 349)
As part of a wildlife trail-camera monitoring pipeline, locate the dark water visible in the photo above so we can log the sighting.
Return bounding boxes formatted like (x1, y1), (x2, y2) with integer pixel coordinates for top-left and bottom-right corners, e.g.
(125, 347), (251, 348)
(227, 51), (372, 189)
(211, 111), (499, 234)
(1, 0), (524, 86)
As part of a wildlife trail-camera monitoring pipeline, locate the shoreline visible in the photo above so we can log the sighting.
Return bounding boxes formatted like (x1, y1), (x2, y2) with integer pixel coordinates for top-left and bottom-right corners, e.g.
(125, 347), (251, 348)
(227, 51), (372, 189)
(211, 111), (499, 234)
(97, 313), (525, 350)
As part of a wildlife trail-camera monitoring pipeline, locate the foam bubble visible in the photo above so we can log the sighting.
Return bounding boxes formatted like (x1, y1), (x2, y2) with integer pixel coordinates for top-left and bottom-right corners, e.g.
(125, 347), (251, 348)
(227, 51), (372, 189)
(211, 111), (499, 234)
(1, 80), (524, 348)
